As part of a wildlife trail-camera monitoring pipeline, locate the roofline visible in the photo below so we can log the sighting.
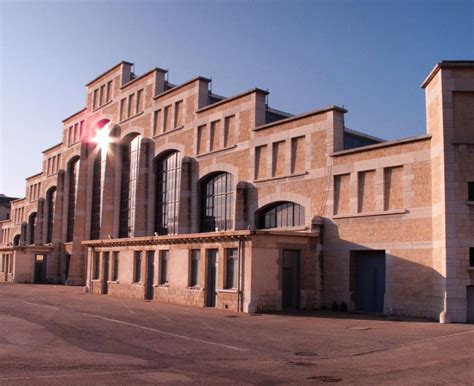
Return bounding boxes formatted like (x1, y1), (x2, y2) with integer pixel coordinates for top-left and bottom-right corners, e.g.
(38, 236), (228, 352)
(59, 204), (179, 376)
(120, 67), (168, 90)
(196, 88), (269, 114)
(10, 197), (26, 203)
(344, 127), (385, 143)
(25, 172), (43, 181)
(331, 134), (431, 156)
(254, 105), (347, 132)
(62, 108), (87, 123)
(421, 60), (474, 88)
(85, 60), (134, 87)
(153, 76), (211, 101)
(42, 142), (63, 154)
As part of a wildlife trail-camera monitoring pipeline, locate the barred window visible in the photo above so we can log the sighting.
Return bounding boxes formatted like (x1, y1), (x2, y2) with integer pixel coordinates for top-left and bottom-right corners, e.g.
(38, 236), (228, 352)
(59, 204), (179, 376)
(155, 151), (181, 235)
(257, 202), (304, 229)
(225, 248), (238, 289)
(200, 172), (233, 232)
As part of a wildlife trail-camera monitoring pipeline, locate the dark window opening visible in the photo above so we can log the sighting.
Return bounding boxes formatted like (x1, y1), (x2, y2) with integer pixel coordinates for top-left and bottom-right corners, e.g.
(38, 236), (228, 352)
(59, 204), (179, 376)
(133, 251), (142, 283)
(257, 202), (304, 229)
(93, 252), (100, 280)
(470, 248), (474, 267)
(200, 172), (233, 232)
(189, 249), (200, 287)
(159, 250), (169, 284)
(67, 158), (80, 242)
(225, 248), (238, 289)
(468, 182), (474, 201)
(46, 187), (56, 243)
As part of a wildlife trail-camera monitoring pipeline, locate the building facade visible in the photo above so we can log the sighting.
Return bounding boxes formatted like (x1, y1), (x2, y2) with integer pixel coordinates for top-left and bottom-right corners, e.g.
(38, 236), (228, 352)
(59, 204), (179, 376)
(1, 61), (473, 322)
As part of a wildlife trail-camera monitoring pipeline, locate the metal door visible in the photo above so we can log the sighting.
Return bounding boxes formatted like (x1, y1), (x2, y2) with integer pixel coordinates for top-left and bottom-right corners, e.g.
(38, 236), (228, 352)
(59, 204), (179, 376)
(207, 250), (217, 307)
(356, 251), (386, 313)
(145, 251), (155, 300)
(282, 249), (301, 309)
(34, 254), (46, 283)
(102, 252), (109, 294)
(467, 286), (474, 323)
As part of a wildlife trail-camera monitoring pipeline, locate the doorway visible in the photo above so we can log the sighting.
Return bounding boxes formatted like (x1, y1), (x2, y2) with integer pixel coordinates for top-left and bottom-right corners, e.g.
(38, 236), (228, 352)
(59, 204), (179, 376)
(353, 250), (386, 313)
(467, 286), (474, 323)
(101, 252), (110, 294)
(34, 254), (47, 283)
(206, 249), (218, 307)
(145, 251), (155, 300)
(64, 254), (71, 281)
(282, 249), (301, 310)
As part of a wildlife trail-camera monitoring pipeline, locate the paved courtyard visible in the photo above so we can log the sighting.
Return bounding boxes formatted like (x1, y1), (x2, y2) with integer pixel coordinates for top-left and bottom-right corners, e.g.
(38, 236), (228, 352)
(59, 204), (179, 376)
(0, 284), (473, 384)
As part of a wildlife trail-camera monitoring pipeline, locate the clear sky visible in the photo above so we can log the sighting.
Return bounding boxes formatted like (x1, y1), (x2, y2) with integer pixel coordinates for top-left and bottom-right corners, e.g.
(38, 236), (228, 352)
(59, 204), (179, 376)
(0, 0), (472, 197)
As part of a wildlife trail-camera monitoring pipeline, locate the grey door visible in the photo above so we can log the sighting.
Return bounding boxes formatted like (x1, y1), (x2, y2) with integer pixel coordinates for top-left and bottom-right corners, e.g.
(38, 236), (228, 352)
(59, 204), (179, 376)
(102, 252), (109, 294)
(207, 250), (217, 307)
(356, 251), (386, 313)
(467, 286), (474, 323)
(145, 251), (155, 300)
(282, 249), (301, 309)
(34, 255), (46, 283)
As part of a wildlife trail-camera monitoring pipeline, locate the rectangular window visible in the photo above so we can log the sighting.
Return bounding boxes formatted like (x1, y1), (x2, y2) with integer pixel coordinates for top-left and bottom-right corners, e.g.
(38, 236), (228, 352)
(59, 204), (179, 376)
(159, 250), (169, 284)
(470, 248), (474, 267)
(79, 120), (84, 140)
(153, 110), (161, 136)
(120, 98), (126, 121)
(93, 252), (100, 280)
(225, 248), (238, 289)
(128, 94), (135, 118)
(93, 89), (98, 109)
(223, 115), (235, 148)
(210, 120), (220, 151)
(106, 80), (112, 102)
(163, 105), (171, 132)
(74, 123), (79, 142)
(469, 182), (474, 201)
(174, 100), (183, 128)
(99, 84), (105, 106)
(136, 89), (144, 113)
(133, 251), (142, 283)
(112, 251), (119, 281)
(197, 124), (207, 154)
(189, 249), (200, 287)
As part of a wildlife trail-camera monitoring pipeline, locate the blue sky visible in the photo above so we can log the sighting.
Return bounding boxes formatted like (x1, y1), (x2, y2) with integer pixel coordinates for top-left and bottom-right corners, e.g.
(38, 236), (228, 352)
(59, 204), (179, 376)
(0, 0), (472, 197)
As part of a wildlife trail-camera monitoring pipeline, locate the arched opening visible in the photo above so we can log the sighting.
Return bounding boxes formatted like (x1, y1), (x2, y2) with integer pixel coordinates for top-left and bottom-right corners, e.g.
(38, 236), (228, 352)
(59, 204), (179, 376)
(13, 234), (20, 246)
(28, 212), (37, 245)
(66, 157), (80, 242)
(200, 172), (233, 232)
(46, 187), (56, 243)
(119, 133), (142, 238)
(256, 201), (304, 229)
(154, 150), (181, 235)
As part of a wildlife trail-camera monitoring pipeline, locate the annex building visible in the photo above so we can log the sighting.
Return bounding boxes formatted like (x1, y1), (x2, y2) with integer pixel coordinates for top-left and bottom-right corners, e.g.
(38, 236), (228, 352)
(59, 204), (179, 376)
(1, 61), (473, 323)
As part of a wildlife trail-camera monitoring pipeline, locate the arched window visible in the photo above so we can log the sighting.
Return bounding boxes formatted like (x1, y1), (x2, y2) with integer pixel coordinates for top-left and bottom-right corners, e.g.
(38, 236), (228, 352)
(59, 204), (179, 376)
(155, 151), (181, 235)
(119, 134), (142, 238)
(90, 151), (105, 240)
(200, 172), (233, 232)
(66, 157), (80, 242)
(28, 212), (37, 245)
(46, 187), (56, 243)
(13, 234), (20, 246)
(257, 201), (304, 229)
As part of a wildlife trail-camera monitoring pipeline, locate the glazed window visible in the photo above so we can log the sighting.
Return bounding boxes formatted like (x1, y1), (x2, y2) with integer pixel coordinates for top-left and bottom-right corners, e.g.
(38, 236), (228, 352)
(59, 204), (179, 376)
(200, 172), (233, 232)
(119, 135), (142, 238)
(225, 248), (238, 289)
(189, 249), (200, 287)
(159, 250), (169, 284)
(46, 187), (56, 243)
(133, 251), (142, 283)
(155, 151), (181, 235)
(93, 252), (100, 280)
(112, 252), (119, 281)
(28, 212), (37, 245)
(257, 202), (304, 229)
(66, 157), (80, 242)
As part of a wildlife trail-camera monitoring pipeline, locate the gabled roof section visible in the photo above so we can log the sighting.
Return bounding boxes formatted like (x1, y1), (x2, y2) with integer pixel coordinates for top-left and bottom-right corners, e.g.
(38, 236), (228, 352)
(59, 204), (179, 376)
(85, 60), (134, 87)
(421, 60), (474, 88)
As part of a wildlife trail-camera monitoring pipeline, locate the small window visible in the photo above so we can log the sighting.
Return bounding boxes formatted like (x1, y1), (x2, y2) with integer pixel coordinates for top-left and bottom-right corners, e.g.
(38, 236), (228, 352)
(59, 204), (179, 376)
(93, 89), (98, 109)
(120, 98), (126, 121)
(159, 250), (169, 284)
(153, 110), (161, 136)
(470, 248), (474, 267)
(133, 251), (142, 283)
(136, 89), (144, 113)
(225, 248), (238, 289)
(92, 252), (100, 280)
(468, 182), (474, 201)
(112, 251), (119, 281)
(106, 80), (112, 102)
(189, 249), (200, 287)
(163, 105), (171, 132)
(128, 94), (135, 118)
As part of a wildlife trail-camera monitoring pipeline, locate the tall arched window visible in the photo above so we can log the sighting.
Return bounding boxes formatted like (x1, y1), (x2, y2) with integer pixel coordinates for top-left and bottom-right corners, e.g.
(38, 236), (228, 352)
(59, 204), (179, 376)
(28, 212), (37, 245)
(155, 151), (181, 235)
(256, 201), (304, 229)
(13, 234), (20, 246)
(90, 151), (105, 239)
(46, 187), (56, 243)
(66, 157), (80, 242)
(119, 134), (142, 238)
(200, 172), (233, 232)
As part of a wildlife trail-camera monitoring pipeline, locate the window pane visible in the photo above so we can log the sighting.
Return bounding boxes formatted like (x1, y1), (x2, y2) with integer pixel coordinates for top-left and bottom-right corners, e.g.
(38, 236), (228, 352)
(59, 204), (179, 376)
(258, 202), (304, 229)
(200, 173), (233, 232)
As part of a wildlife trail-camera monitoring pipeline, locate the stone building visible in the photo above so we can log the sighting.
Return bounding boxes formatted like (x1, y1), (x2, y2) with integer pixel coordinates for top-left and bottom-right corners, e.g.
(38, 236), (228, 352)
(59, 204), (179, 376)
(1, 60), (473, 323)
